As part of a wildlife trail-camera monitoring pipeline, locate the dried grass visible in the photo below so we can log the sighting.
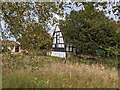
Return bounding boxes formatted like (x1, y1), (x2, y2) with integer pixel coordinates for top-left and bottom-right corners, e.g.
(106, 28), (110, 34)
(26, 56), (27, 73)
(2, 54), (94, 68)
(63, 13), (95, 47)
(2, 54), (118, 88)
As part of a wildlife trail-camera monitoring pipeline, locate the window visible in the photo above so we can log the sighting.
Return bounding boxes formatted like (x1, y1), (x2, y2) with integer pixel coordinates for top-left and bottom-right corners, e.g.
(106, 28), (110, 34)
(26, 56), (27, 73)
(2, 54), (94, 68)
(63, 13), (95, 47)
(66, 45), (73, 52)
(61, 44), (64, 48)
(66, 45), (69, 51)
(56, 32), (59, 35)
(57, 39), (60, 43)
(52, 44), (55, 48)
(56, 33), (60, 43)
(70, 45), (73, 51)
(60, 38), (64, 43)
(70, 47), (72, 51)
(59, 32), (62, 37)
(57, 44), (61, 48)
(56, 44), (65, 48)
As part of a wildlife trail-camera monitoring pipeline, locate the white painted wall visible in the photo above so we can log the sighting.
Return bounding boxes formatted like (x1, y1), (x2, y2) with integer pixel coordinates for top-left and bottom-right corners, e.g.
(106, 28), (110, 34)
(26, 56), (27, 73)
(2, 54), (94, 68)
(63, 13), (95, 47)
(50, 25), (67, 58)
(51, 51), (66, 58)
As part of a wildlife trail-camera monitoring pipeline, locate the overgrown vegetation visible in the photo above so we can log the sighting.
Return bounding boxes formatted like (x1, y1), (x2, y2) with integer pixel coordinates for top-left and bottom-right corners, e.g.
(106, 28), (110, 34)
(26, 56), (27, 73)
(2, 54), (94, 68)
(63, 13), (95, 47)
(1, 2), (65, 51)
(60, 3), (120, 57)
(2, 53), (118, 88)
(1, 2), (119, 88)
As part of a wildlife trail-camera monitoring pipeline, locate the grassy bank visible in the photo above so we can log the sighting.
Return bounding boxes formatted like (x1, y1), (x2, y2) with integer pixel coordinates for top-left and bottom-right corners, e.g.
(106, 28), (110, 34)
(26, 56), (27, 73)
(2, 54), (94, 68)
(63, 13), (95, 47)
(2, 53), (118, 88)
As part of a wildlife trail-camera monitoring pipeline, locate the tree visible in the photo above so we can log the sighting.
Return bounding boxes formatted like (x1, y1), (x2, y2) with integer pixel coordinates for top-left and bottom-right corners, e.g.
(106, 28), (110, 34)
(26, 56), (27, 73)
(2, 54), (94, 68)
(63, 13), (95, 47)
(1, 2), (63, 51)
(19, 23), (52, 51)
(1, 2), (119, 53)
(60, 3), (118, 57)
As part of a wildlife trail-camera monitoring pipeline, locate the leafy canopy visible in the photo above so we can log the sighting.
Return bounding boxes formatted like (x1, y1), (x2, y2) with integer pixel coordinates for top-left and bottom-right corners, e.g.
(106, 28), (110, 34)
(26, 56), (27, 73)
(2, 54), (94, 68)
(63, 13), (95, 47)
(1, 2), (63, 51)
(60, 3), (118, 56)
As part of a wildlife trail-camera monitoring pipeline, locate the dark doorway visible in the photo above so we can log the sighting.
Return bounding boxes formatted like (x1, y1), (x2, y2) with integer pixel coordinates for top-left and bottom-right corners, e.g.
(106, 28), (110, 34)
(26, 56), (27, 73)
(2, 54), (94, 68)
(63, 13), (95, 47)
(15, 45), (19, 52)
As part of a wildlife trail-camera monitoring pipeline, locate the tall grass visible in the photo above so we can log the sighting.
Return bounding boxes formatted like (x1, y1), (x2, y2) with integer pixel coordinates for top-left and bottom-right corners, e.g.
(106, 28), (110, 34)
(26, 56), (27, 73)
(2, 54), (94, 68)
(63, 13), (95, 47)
(2, 53), (118, 88)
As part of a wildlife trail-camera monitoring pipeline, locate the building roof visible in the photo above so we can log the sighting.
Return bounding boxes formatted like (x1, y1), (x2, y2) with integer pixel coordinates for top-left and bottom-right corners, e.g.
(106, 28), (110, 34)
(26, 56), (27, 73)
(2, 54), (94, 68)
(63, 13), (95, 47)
(48, 24), (60, 37)
(1, 40), (19, 47)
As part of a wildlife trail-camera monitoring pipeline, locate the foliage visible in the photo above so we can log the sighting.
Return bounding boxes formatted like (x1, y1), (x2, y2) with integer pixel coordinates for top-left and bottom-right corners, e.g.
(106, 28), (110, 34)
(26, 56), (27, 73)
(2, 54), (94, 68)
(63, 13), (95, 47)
(60, 3), (118, 57)
(1, 2), (63, 51)
(1, 2), (119, 53)
(2, 2), (56, 50)
(18, 23), (52, 51)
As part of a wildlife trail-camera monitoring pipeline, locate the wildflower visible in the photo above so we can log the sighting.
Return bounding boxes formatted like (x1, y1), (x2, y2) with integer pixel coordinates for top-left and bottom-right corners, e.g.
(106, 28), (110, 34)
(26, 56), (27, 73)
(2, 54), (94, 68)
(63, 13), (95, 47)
(35, 77), (37, 81)
(69, 72), (72, 77)
(75, 62), (79, 66)
(101, 66), (105, 70)
(46, 80), (49, 84)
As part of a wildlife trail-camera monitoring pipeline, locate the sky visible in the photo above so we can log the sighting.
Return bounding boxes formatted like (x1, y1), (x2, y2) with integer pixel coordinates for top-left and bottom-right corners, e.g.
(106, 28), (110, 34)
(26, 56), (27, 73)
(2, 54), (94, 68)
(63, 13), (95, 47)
(1, 2), (119, 41)
(48, 2), (119, 34)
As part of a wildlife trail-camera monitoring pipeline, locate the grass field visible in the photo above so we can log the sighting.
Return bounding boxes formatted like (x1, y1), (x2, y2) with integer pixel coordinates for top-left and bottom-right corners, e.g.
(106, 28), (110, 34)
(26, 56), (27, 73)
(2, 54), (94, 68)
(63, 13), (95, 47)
(2, 53), (118, 88)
